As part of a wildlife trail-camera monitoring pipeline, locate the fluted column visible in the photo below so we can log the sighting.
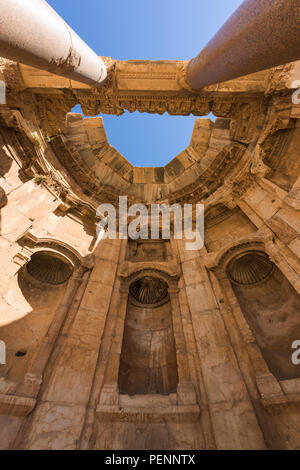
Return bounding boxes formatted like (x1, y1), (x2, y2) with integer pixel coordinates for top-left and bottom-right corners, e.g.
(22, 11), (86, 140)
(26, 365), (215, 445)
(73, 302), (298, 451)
(98, 286), (129, 406)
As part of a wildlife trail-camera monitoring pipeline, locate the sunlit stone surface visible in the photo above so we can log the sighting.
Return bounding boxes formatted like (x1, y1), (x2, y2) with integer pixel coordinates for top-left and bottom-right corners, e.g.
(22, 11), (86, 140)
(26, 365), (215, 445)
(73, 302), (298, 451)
(0, 56), (299, 450)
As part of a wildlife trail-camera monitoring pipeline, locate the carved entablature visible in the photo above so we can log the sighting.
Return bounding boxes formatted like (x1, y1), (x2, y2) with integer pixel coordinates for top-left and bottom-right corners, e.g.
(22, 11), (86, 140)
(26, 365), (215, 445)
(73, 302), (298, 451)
(77, 90), (212, 117)
(229, 99), (265, 144)
(1, 57), (279, 126)
(118, 261), (180, 287)
(231, 173), (257, 199)
(0, 56), (299, 230)
(34, 92), (77, 135)
(0, 59), (24, 90)
(0, 108), (38, 171)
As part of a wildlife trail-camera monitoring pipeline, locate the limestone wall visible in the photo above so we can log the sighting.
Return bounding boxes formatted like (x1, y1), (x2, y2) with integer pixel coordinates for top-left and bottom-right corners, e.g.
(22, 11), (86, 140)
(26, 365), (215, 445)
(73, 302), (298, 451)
(0, 57), (299, 449)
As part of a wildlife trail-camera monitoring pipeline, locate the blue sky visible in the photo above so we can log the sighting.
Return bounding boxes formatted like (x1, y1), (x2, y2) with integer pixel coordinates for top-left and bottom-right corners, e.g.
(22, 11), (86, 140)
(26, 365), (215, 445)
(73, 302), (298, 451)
(48, 0), (244, 166)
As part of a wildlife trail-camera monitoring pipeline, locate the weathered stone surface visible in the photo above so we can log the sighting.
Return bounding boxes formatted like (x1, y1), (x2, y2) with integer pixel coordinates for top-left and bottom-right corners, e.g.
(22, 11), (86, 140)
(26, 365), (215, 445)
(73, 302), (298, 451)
(0, 55), (299, 450)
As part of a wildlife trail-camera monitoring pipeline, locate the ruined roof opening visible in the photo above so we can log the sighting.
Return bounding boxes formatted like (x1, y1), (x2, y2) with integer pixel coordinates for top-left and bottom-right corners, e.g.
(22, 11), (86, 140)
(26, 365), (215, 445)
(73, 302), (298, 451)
(103, 112), (197, 167)
(71, 105), (216, 167)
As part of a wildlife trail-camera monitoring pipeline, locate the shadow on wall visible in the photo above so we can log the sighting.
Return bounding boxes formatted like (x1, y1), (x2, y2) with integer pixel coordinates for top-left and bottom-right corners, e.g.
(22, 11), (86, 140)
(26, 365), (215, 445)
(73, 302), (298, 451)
(118, 276), (179, 395)
(263, 126), (300, 192)
(0, 260), (69, 385)
(0, 148), (13, 177)
(228, 252), (300, 380)
(0, 148), (12, 235)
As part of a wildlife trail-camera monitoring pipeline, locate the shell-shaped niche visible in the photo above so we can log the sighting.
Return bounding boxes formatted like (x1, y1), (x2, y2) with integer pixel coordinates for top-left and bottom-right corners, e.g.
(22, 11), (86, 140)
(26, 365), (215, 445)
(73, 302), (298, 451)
(228, 252), (274, 286)
(129, 276), (169, 305)
(26, 251), (73, 286)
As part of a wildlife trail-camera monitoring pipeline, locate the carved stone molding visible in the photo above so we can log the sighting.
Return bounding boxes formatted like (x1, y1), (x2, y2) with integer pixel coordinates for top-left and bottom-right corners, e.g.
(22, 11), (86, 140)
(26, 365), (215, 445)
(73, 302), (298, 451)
(203, 227), (274, 271)
(96, 402), (200, 424)
(118, 261), (180, 284)
(0, 393), (36, 417)
(19, 232), (85, 269)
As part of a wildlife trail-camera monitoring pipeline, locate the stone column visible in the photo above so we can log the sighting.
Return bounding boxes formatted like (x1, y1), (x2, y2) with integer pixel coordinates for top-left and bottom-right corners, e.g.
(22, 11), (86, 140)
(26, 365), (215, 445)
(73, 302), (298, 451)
(172, 237), (216, 449)
(168, 286), (197, 405)
(98, 286), (129, 406)
(79, 238), (128, 449)
(186, 0), (299, 89)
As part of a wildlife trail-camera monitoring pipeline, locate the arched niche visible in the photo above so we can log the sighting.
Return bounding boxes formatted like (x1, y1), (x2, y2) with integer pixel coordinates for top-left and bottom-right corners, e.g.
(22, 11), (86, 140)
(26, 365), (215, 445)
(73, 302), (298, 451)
(227, 250), (300, 380)
(0, 246), (78, 386)
(118, 275), (179, 395)
(25, 250), (74, 286)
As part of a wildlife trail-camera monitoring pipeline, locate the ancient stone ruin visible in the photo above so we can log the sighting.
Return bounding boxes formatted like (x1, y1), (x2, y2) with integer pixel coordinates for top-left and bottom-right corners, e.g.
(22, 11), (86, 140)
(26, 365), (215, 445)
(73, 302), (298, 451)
(0, 0), (300, 451)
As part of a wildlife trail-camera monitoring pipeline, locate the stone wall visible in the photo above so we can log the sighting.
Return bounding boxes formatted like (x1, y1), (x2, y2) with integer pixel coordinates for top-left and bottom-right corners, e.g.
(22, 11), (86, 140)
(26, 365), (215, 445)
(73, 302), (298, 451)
(0, 57), (299, 449)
